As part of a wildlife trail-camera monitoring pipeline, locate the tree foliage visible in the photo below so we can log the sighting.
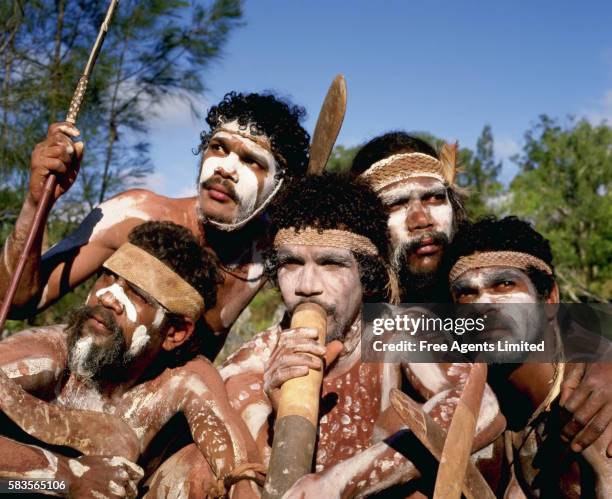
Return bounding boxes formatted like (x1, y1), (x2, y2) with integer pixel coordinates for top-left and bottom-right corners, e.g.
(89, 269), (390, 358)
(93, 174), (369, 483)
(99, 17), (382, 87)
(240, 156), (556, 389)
(510, 116), (612, 301)
(0, 0), (243, 331)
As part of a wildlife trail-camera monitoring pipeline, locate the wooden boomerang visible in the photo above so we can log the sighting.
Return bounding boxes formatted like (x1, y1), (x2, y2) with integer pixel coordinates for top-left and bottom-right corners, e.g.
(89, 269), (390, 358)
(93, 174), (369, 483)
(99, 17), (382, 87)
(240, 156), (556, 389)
(434, 363), (488, 499)
(307, 74), (347, 174)
(389, 388), (495, 499)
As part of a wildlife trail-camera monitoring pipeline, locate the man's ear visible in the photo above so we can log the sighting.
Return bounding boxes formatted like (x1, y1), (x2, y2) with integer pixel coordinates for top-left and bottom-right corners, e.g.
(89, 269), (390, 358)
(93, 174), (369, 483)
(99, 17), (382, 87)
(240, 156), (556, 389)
(161, 316), (195, 351)
(545, 282), (560, 320)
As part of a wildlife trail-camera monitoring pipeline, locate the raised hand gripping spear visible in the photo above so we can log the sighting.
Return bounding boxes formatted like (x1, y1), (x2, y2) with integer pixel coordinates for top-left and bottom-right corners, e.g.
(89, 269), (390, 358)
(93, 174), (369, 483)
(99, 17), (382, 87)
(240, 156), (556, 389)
(0, 0), (120, 331)
(0, 0), (139, 462)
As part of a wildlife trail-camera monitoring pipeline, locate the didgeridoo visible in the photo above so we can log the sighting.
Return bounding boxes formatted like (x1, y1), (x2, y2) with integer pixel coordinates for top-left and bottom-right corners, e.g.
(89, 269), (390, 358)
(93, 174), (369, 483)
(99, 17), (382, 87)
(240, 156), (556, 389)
(262, 303), (327, 499)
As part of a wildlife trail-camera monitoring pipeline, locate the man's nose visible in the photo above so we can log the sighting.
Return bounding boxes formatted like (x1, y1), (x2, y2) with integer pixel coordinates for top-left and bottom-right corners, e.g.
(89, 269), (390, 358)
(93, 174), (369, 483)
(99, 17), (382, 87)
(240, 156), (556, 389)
(215, 154), (239, 182)
(406, 202), (433, 232)
(294, 266), (323, 298)
(98, 288), (124, 315)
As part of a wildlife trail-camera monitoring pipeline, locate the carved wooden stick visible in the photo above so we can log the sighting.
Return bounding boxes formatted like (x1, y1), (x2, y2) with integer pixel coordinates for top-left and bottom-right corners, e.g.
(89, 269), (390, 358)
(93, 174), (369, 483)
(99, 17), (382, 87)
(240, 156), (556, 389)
(434, 363), (487, 499)
(390, 388), (495, 499)
(262, 303), (327, 499)
(0, 0), (120, 331)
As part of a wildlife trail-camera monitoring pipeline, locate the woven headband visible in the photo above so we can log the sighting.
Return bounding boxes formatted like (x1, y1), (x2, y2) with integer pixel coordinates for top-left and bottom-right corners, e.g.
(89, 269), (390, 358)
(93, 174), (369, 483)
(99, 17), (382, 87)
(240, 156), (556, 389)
(360, 150), (456, 193)
(103, 243), (205, 321)
(274, 227), (379, 256)
(449, 250), (554, 283)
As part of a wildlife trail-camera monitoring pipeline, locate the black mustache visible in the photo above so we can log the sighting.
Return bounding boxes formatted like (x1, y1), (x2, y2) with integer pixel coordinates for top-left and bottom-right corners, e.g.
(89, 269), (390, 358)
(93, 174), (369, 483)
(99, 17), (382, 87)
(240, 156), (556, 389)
(201, 176), (238, 203)
(403, 231), (449, 254)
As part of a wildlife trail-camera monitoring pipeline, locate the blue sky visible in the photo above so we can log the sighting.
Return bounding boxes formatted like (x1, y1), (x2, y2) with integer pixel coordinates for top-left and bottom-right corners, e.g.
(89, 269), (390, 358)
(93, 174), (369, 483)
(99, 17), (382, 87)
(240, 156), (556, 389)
(144, 0), (612, 197)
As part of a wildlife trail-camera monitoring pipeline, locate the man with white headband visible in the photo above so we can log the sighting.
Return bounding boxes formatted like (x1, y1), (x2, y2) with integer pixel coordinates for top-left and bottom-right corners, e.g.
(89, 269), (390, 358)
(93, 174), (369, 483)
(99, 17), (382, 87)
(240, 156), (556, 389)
(0, 92), (310, 358)
(0, 222), (260, 498)
(447, 217), (612, 498)
(213, 174), (505, 497)
(352, 132), (467, 302)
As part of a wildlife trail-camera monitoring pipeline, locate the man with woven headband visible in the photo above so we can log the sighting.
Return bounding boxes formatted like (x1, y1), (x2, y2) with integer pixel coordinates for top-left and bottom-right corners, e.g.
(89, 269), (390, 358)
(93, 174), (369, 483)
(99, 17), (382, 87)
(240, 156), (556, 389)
(0, 92), (310, 359)
(352, 131), (467, 302)
(205, 174), (505, 497)
(0, 222), (260, 498)
(447, 216), (612, 498)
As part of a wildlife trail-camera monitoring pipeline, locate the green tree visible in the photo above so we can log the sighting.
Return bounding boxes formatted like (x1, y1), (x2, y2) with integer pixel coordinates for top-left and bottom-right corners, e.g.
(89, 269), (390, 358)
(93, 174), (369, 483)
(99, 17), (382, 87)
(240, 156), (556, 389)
(457, 125), (503, 218)
(0, 0), (243, 331)
(510, 116), (612, 301)
(326, 144), (358, 173)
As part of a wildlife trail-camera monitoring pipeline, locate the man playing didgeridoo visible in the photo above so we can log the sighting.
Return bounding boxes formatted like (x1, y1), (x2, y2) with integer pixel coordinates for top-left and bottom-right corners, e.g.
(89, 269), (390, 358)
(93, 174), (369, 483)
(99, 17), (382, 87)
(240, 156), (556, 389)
(447, 216), (612, 498)
(0, 222), (259, 498)
(217, 174), (506, 497)
(0, 92), (310, 358)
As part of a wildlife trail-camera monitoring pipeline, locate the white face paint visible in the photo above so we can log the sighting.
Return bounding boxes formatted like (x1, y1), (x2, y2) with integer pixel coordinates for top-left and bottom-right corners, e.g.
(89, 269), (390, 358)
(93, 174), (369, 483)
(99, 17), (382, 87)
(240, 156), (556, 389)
(379, 177), (453, 249)
(69, 336), (94, 378)
(198, 120), (278, 223)
(451, 266), (547, 359)
(95, 283), (137, 323)
(277, 245), (363, 344)
(127, 325), (150, 358)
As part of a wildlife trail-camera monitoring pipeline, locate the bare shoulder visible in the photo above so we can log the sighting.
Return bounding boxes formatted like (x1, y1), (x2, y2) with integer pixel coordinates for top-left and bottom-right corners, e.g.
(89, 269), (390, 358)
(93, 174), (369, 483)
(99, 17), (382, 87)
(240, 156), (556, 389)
(161, 355), (225, 397)
(1, 324), (68, 357)
(218, 325), (281, 381)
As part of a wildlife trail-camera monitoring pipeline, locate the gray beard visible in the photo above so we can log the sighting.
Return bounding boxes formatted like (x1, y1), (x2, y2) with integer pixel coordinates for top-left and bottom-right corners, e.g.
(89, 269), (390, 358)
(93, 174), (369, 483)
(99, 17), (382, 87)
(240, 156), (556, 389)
(66, 306), (128, 383)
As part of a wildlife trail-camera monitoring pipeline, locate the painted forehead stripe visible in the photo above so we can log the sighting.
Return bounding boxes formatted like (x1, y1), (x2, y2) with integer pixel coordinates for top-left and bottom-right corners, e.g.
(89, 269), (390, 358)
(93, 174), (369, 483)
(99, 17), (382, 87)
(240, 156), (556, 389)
(360, 152), (453, 193)
(214, 126), (286, 167)
(274, 227), (379, 257)
(103, 243), (205, 320)
(449, 250), (554, 283)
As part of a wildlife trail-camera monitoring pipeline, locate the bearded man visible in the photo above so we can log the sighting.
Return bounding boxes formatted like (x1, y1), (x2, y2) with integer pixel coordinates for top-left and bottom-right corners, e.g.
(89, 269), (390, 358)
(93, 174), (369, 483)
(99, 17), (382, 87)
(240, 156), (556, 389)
(447, 217), (612, 498)
(351, 132), (466, 302)
(215, 174), (505, 497)
(0, 222), (259, 498)
(0, 92), (310, 358)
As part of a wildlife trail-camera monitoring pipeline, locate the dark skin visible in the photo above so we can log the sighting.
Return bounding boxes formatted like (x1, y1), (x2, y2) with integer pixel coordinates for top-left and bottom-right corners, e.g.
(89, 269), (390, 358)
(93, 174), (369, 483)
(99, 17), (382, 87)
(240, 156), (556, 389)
(380, 177), (453, 275)
(0, 269), (259, 498)
(452, 265), (611, 497)
(0, 123), (279, 357)
(451, 267), (612, 455)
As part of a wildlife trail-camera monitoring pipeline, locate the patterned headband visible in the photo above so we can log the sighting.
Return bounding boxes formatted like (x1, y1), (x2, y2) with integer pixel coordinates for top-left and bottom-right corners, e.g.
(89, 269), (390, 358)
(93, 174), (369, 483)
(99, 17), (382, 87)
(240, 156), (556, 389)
(449, 250), (554, 283)
(274, 227), (379, 256)
(360, 144), (458, 193)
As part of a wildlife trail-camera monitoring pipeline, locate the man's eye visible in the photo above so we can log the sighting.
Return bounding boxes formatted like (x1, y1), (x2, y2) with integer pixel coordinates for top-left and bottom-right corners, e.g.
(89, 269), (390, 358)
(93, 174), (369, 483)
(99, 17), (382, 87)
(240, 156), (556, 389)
(495, 280), (515, 290)
(211, 143), (225, 153)
(424, 194), (446, 204)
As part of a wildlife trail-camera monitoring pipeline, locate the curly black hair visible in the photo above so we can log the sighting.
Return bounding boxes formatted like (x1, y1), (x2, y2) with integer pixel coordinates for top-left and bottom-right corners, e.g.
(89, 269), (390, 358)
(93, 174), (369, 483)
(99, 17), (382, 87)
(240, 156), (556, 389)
(351, 131), (467, 228)
(265, 173), (392, 300)
(197, 92), (310, 177)
(446, 216), (556, 298)
(128, 221), (223, 366)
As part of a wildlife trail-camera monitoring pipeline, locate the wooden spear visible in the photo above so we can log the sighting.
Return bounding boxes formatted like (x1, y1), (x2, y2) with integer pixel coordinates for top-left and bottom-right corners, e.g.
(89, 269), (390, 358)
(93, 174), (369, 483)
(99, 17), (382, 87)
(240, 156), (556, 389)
(0, 0), (120, 331)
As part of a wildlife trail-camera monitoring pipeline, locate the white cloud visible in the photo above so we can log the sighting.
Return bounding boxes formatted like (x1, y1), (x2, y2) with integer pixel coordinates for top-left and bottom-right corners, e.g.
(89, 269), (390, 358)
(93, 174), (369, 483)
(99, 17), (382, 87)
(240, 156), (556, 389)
(581, 89), (612, 125)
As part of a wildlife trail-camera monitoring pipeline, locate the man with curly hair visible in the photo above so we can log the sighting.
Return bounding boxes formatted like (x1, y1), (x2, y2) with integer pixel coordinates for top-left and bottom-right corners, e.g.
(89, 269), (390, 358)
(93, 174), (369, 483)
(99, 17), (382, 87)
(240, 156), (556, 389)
(447, 217), (612, 498)
(0, 92), (310, 358)
(0, 222), (260, 498)
(216, 174), (505, 497)
(352, 132), (466, 302)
